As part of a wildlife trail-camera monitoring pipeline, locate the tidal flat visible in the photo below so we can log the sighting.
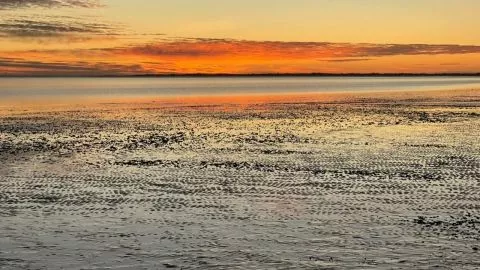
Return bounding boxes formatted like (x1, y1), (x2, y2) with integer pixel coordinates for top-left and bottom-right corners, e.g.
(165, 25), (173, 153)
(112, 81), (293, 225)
(0, 89), (479, 269)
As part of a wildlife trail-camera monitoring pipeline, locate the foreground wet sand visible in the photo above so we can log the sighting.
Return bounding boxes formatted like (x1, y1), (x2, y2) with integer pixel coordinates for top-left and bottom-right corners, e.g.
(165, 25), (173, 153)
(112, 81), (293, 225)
(1, 89), (479, 269)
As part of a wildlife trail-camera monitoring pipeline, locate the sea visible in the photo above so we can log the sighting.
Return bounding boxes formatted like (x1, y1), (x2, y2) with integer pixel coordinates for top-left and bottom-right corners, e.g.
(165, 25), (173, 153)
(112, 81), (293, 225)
(1, 76), (480, 103)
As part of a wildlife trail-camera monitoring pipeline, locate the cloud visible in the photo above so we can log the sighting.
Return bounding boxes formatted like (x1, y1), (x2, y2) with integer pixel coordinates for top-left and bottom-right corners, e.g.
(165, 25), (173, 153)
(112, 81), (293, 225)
(353, 43), (480, 57)
(0, 17), (118, 38)
(0, 57), (154, 76)
(0, 14), (165, 42)
(0, 0), (122, 42)
(321, 58), (373, 63)
(440, 62), (460, 66)
(0, 0), (102, 9)
(0, 13), (124, 43)
(118, 39), (336, 58)
(2, 38), (480, 75)
(117, 38), (480, 59)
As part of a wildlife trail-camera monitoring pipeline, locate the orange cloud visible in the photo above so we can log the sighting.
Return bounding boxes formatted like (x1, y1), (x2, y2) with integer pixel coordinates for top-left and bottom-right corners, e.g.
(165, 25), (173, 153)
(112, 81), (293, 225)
(118, 39), (480, 58)
(2, 38), (480, 75)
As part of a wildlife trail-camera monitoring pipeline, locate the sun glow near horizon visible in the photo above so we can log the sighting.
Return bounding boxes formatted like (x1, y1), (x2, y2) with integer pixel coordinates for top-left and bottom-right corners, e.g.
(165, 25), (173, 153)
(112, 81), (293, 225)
(1, 0), (480, 75)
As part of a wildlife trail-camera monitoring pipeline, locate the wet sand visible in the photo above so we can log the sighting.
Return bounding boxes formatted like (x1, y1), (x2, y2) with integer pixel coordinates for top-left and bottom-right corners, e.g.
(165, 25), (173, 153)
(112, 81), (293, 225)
(0, 89), (479, 269)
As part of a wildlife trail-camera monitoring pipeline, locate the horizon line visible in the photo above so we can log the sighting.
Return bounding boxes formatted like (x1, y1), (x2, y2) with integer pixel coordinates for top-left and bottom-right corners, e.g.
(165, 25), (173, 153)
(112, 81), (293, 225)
(1, 72), (480, 78)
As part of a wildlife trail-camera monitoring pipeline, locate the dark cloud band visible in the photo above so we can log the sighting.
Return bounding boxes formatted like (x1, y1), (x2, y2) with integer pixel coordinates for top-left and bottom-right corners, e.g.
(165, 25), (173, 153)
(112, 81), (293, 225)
(0, 18), (118, 37)
(0, 57), (153, 75)
(119, 38), (480, 58)
(0, 0), (101, 9)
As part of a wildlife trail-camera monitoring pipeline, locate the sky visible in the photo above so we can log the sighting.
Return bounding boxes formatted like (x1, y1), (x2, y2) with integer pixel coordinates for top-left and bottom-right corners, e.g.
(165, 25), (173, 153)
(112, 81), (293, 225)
(1, 0), (480, 75)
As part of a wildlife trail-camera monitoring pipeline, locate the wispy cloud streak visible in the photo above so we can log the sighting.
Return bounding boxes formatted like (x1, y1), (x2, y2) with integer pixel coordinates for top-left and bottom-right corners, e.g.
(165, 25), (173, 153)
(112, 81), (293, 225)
(0, 17), (118, 37)
(0, 57), (153, 75)
(118, 38), (480, 59)
(0, 0), (102, 9)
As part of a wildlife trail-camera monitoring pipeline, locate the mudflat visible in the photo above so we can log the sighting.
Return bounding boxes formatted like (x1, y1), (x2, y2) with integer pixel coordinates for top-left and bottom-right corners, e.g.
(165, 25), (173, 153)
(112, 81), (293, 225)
(0, 89), (479, 269)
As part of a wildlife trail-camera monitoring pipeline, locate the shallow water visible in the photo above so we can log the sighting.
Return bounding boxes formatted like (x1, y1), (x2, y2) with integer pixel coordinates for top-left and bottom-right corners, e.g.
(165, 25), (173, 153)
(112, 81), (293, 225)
(0, 88), (479, 269)
(1, 76), (480, 102)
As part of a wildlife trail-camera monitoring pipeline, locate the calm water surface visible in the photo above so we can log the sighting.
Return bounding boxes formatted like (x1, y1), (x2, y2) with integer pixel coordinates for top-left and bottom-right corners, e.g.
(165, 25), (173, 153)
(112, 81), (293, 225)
(1, 76), (480, 103)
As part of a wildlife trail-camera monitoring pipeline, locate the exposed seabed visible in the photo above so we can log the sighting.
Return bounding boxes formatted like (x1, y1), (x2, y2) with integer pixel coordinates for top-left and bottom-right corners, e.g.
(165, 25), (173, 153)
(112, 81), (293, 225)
(1, 89), (479, 269)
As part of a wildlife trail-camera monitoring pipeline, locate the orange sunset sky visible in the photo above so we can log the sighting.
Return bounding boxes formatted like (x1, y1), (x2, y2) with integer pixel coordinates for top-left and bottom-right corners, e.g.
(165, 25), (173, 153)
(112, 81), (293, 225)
(1, 0), (480, 75)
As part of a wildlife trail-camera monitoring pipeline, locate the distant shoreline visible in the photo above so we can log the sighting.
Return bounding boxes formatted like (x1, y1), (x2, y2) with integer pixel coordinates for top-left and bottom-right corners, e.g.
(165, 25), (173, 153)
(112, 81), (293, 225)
(0, 73), (480, 78)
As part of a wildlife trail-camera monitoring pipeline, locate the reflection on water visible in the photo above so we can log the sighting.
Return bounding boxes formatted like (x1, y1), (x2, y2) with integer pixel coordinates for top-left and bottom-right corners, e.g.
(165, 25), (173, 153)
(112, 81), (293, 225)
(1, 76), (480, 104)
